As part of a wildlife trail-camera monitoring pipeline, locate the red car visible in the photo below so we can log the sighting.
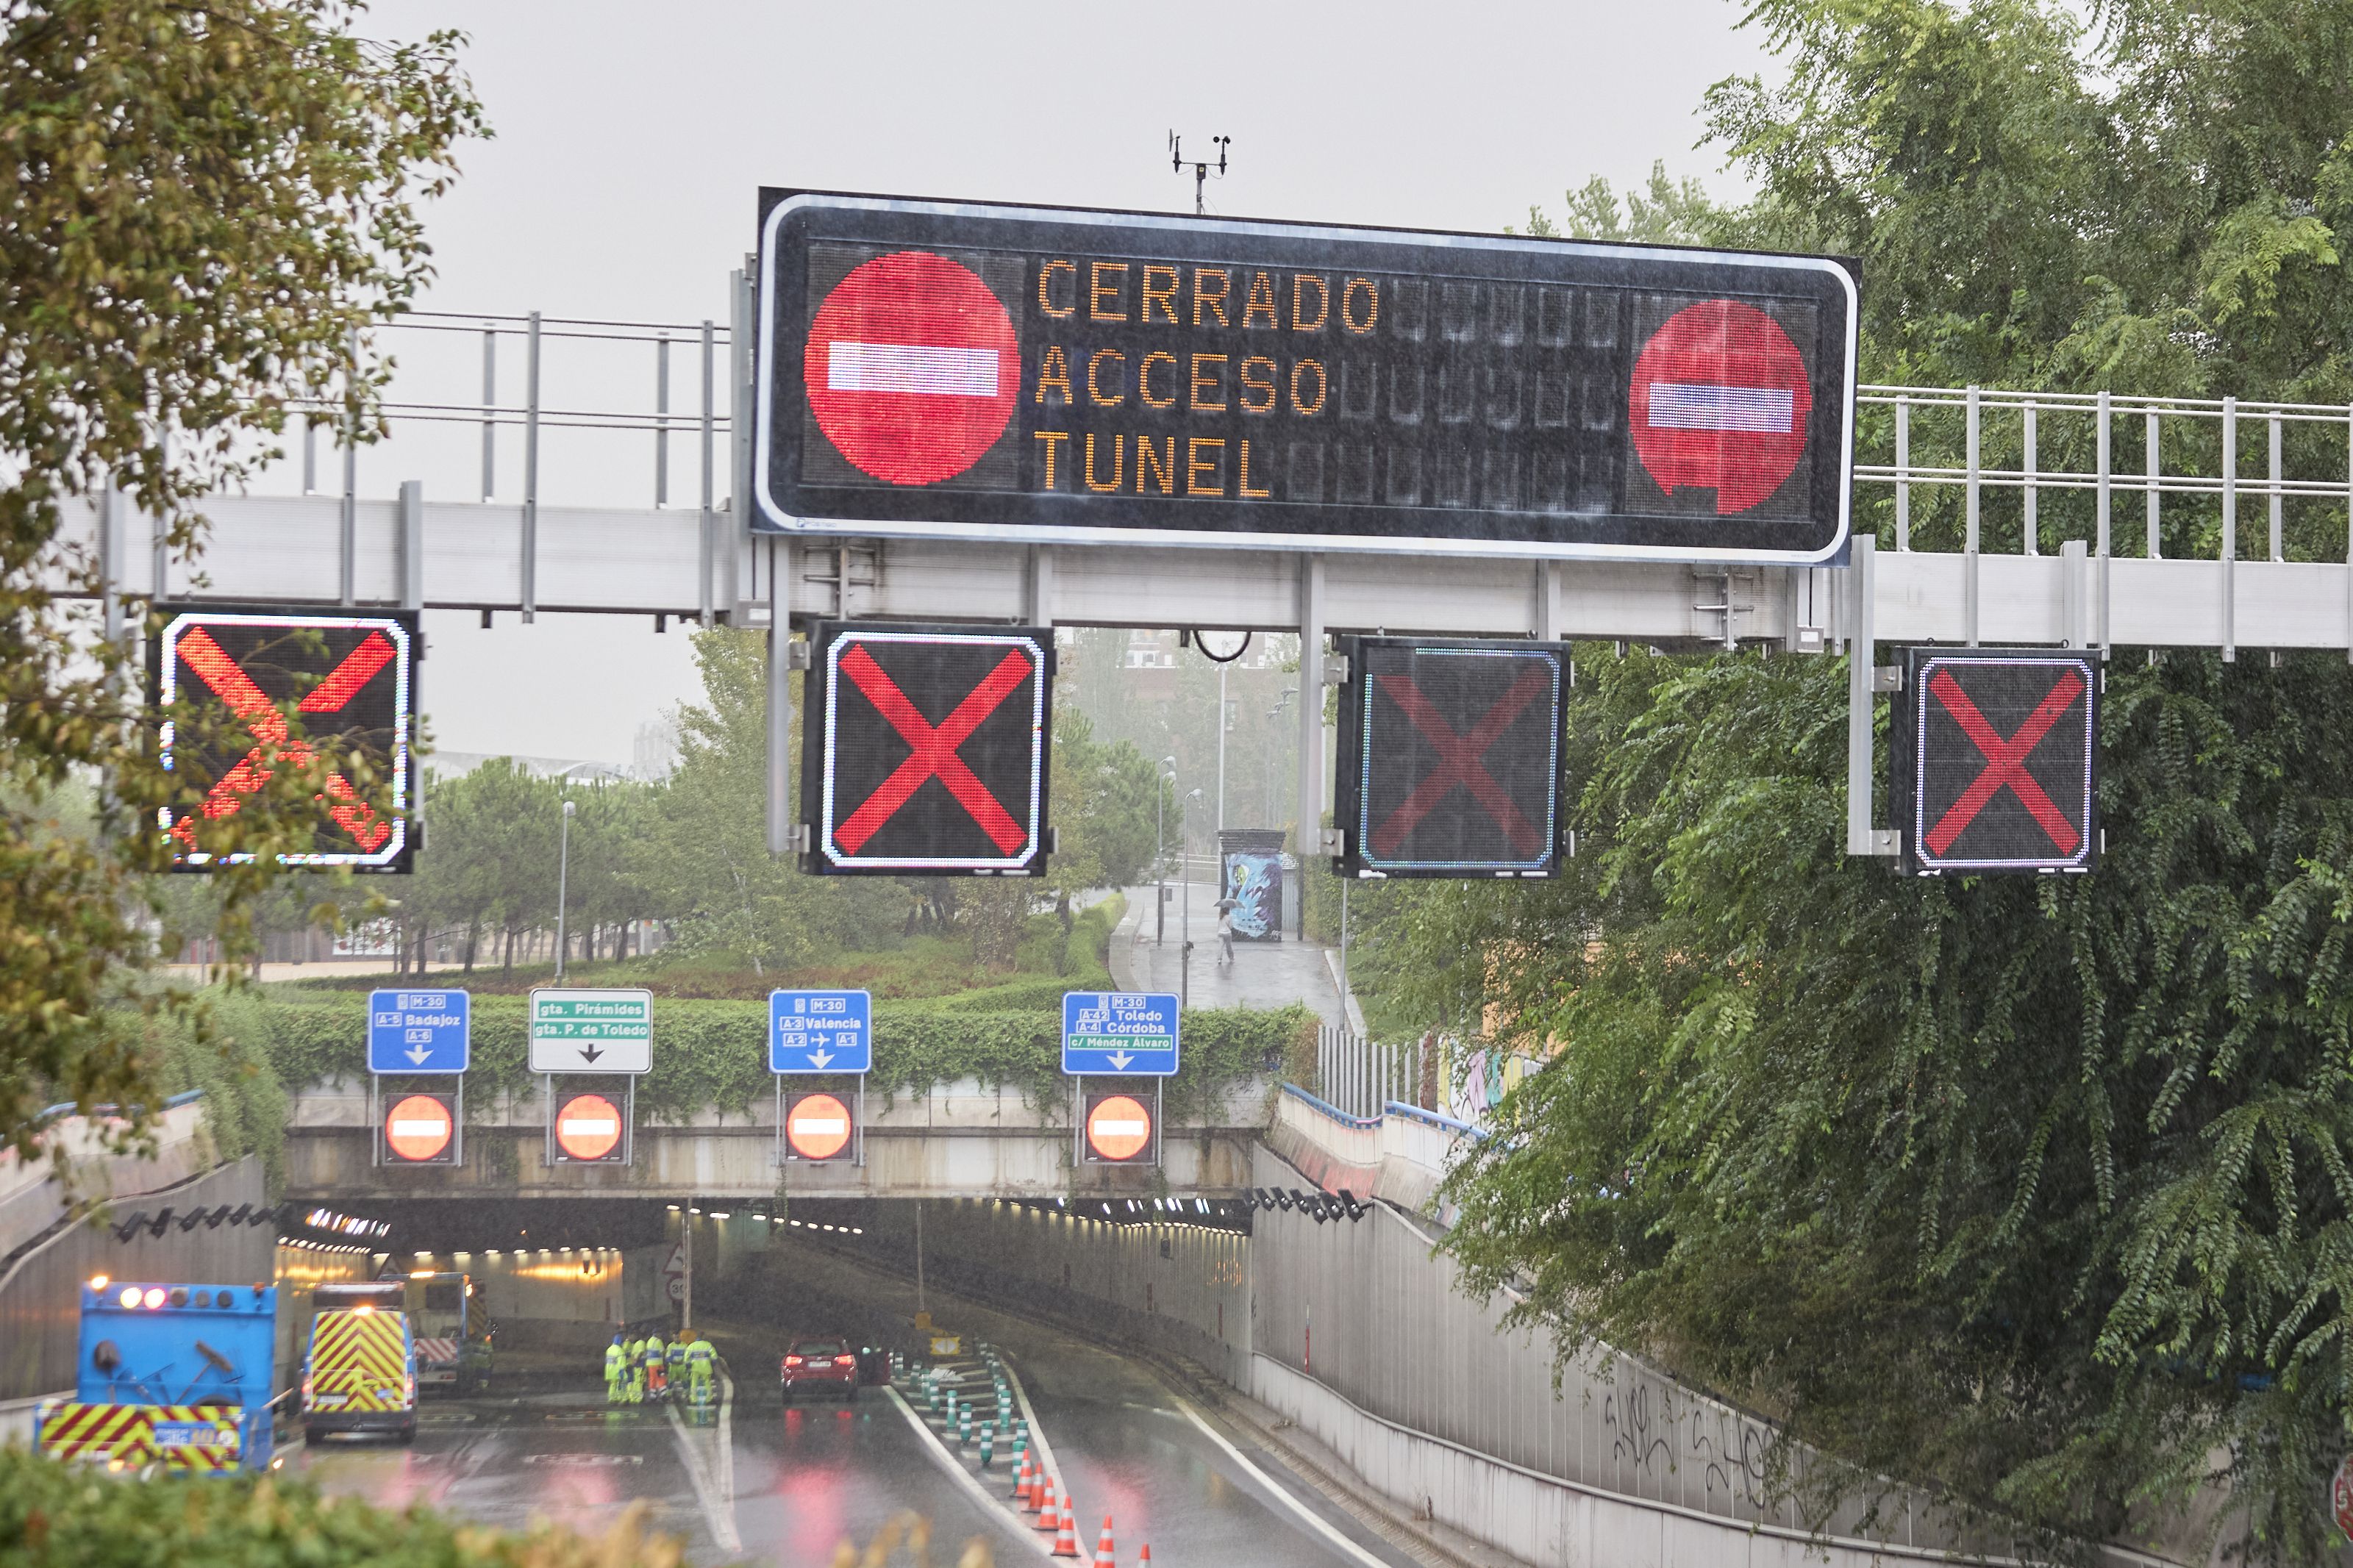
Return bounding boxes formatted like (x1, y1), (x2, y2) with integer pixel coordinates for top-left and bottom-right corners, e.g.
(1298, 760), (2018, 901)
(780, 1337), (859, 1404)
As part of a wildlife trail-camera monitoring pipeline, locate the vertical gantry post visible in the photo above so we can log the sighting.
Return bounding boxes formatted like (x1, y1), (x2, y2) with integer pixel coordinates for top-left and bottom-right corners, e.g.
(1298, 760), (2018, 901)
(1296, 554), (1328, 935)
(2022, 401), (2038, 556)
(2270, 410), (2284, 562)
(2146, 409), (2163, 559)
(1533, 559), (1562, 641)
(1846, 534), (1879, 856)
(303, 414), (318, 495)
(1028, 546), (1054, 627)
(521, 310), (542, 623)
(2096, 390), (2113, 654)
(1894, 396), (1910, 551)
(1964, 385), (1981, 645)
(480, 327), (496, 501)
(2061, 539), (2088, 650)
(656, 334), (671, 509)
(700, 318), (716, 628)
(340, 327), (358, 608)
(399, 480), (424, 612)
(2222, 395), (2238, 662)
(766, 536), (794, 859)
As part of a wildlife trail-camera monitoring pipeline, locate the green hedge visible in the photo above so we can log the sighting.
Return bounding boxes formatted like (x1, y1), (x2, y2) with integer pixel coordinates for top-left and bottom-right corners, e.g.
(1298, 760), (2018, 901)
(201, 989), (1308, 1125)
(0, 1447), (687, 1568)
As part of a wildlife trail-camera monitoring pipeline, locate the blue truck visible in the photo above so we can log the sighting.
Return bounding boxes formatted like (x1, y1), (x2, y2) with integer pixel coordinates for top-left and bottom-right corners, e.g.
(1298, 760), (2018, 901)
(34, 1276), (279, 1473)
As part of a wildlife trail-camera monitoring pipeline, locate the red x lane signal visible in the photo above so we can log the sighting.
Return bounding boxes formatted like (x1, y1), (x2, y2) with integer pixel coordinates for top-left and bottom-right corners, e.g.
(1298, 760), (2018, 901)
(1338, 639), (1565, 879)
(803, 623), (1051, 876)
(1899, 648), (2097, 876)
(1371, 669), (1552, 857)
(153, 606), (417, 872)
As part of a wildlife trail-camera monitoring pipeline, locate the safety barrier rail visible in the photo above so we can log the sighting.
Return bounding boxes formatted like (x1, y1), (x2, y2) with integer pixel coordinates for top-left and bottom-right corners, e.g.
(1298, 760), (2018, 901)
(1277, 1081), (1380, 1131)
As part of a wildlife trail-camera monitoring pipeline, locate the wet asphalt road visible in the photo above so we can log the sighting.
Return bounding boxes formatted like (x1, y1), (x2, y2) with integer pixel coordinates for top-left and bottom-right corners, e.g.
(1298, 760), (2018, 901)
(285, 1247), (1423, 1568)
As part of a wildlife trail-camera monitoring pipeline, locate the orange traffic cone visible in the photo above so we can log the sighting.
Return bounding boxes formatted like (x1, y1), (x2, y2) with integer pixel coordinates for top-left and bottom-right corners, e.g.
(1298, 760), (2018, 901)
(1034, 1479), (1060, 1531)
(1138, 1547), (1151, 1567)
(1014, 1457), (1033, 1506)
(1093, 1514), (1117, 1568)
(1051, 1504), (1082, 1558)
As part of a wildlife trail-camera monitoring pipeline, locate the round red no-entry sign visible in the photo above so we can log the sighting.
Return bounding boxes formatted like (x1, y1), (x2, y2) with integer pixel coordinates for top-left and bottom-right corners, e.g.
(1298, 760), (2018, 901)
(1086, 1094), (1154, 1163)
(385, 1094), (453, 1162)
(554, 1092), (623, 1162)
(785, 1092), (854, 1161)
(804, 250), (1019, 487)
(1628, 299), (1813, 514)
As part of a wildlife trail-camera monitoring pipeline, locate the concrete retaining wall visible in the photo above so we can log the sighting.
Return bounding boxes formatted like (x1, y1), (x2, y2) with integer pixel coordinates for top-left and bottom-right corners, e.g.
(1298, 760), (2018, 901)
(853, 1196), (1251, 1388)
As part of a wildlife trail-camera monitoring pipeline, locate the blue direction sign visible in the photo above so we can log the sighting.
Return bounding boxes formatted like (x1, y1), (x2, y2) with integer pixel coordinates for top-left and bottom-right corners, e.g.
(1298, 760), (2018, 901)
(769, 989), (872, 1074)
(1062, 992), (1180, 1076)
(367, 989), (471, 1074)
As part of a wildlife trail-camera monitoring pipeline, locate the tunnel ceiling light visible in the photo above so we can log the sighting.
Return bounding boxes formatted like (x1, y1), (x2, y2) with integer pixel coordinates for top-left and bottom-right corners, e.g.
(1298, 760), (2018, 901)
(666, 1204), (680, 1211)
(711, 1211), (731, 1220)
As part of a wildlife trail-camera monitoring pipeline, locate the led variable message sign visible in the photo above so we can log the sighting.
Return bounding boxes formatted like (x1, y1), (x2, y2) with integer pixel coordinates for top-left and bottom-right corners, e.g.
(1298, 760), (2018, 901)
(1335, 637), (1566, 879)
(755, 190), (1857, 562)
(151, 604), (417, 872)
(801, 621), (1052, 876)
(1893, 648), (2099, 876)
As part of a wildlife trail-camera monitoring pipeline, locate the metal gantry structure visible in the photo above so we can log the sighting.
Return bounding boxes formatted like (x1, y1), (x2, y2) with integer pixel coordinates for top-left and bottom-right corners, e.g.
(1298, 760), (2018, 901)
(63, 294), (2353, 866)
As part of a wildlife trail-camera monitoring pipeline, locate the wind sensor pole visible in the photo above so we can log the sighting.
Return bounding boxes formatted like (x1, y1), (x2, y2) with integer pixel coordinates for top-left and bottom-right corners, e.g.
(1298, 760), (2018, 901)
(1170, 132), (1229, 215)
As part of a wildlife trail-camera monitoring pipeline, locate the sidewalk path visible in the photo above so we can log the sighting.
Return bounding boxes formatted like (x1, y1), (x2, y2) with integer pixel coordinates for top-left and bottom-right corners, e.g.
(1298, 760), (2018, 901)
(1107, 884), (1355, 1028)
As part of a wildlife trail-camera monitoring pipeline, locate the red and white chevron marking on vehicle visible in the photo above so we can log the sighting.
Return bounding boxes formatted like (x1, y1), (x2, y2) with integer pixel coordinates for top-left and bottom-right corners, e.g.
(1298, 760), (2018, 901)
(413, 1337), (458, 1364)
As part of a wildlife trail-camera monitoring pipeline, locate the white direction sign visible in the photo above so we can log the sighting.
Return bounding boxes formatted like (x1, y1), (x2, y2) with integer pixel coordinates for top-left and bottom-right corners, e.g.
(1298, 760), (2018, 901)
(527, 988), (652, 1073)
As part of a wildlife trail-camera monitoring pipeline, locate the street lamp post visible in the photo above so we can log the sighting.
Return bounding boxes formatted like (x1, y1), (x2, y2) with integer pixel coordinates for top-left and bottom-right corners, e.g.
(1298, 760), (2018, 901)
(554, 798), (576, 981)
(1216, 663), (1228, 837)
(1157, 757), (1176, 945)
(1182, 787), (1203, 1009)
(1267, 687), (1297, 828)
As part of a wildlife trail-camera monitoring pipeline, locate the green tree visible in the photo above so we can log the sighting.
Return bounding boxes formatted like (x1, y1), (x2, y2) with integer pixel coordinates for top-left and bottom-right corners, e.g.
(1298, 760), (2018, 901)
(1422, 2), (2353, 1559)
(643, 628), (899, 972)
(0, 0), (481, 1155)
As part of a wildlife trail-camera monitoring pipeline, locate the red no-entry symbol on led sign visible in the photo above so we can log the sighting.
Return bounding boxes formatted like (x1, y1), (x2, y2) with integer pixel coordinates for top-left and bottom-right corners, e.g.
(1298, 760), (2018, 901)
(1629, 298), (1813, 514)
(153, 606), (416, 871)
(1338, 639), (1564, 879)
(804, 249), (1021, 486)
(804, 623), (1051, 876)
(1901, 648), (2098, 876)
(384, 1095), (455, 1164)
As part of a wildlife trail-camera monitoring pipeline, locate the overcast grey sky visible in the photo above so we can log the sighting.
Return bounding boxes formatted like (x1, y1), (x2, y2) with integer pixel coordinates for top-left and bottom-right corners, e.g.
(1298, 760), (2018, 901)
(365, 0), (1772, 767)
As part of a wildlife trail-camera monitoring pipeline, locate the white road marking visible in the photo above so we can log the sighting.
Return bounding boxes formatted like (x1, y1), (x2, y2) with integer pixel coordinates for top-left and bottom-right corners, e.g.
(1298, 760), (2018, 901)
(1171, 1395), (1397, 1568)
(665, 1368), (742, 1556)
(998, 1357), (1062, 1488)
(883, 1384), (1052, 1559)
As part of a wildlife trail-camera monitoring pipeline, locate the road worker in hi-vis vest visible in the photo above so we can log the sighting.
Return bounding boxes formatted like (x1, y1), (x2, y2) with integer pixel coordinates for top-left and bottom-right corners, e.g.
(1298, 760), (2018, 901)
(640, 1333), (668, 1401)
(686, 1330), (717, 1406)
(667, 1331), (690, 1400)
(604, 1334), (626, 1404)
(625, 1334), (647, 1404)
